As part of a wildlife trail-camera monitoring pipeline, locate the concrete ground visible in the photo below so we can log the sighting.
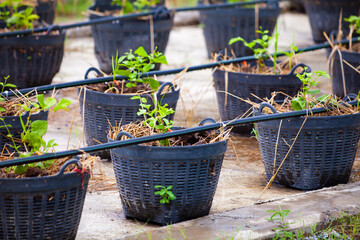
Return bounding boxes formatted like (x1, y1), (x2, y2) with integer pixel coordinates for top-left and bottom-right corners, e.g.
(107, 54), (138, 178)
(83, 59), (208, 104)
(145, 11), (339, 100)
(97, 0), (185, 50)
(46, 11), (360, 240)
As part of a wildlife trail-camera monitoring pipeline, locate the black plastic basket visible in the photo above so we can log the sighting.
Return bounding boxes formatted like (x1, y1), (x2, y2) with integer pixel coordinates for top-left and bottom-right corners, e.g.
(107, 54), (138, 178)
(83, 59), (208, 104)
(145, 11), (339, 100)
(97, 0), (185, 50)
(330, 50), (360, 98)
(89, 6), (173, 73)
(303, 0), (360, 43)
(213, 63), (306, 133)
(36, 0), (57, 25)
(254, 102), (360, 190)
(0, 26), (65, 89)
(199, 2), (281, 58)
(0, 159), (90, 240)
(108, 121), (228, 225)
(0, 109), (48, 153)
(91, 0), (165, 11)
(78, 67), (180, 160)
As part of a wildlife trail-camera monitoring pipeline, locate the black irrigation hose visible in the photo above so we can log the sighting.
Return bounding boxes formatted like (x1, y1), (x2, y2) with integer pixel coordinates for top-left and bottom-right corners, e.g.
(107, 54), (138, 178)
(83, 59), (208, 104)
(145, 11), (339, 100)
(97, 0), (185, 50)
(0, 0), (271, 38)
(6, 36), (360, 97)
(1, 100), (358, 168)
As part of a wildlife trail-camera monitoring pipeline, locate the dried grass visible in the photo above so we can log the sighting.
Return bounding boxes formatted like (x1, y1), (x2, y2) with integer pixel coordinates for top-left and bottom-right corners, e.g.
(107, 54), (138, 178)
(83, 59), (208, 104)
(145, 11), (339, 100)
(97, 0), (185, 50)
(243, 92), (360, 117)
(109, 121), (231, 147)
(214, 50), (300, 75)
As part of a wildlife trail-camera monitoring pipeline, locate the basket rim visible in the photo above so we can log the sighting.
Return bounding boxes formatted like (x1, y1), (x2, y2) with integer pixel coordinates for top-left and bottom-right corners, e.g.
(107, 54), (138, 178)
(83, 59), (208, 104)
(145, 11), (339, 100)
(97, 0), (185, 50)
(108, 133), (228, 151)
(79, 82), (180, 98)
(214, 65), (304, 78)
(0, 170), (90, 182)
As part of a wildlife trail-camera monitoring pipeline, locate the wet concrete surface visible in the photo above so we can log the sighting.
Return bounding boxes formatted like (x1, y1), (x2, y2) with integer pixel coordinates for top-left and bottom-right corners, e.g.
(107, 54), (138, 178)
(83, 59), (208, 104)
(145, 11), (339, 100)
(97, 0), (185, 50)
(46, 12), (360, 240)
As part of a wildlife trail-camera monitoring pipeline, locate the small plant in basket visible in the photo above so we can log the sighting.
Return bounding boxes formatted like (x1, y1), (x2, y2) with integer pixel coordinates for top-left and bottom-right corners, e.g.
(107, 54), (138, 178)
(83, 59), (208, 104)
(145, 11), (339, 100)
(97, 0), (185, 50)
(112, 0), (161, 14)
(111, 46), (167, 92)
(253, 69), (360, 191)
(0, 80), (72, 176)
(0, 0), (39, 30)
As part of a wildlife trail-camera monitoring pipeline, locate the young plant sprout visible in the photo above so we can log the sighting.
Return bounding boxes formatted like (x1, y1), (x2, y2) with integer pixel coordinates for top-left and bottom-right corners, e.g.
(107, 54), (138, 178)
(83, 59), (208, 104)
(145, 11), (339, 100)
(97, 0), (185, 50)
(229, 27), (273, 71)
(154, 185), (176, 204)
(0, 0), (39, 30)
(0, 80), (72, 175)
(112, 0), (160, 14)
(291, 69), (331, 111)
(112, 46), (167, 92)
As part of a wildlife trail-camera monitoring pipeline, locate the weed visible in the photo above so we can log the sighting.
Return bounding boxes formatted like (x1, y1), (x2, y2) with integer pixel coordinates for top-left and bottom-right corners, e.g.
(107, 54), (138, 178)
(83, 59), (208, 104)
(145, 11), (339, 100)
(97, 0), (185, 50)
(266, 206), (296, 239)
(154, 185), (176, 204)
(345, 15), (360, 35)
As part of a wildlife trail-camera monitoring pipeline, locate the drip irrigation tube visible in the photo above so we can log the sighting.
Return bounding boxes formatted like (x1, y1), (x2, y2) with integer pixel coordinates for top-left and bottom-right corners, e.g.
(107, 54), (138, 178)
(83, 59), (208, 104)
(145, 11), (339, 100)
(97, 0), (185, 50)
(5, 37), (360, 98)
(0, 100), (358, 168)
(0, 0), (271, 38)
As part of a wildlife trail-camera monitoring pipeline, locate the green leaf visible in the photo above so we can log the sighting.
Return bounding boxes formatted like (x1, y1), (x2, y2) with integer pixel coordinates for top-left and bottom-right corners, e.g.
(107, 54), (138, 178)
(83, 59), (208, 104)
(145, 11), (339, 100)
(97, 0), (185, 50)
(14, 164), (28, 175)
(308, 90), (321, 95)
(0, 107), (5, 112)
(153, 55), (168, 65)
(4, 83), (16, 88)
(53, 98), (72, 112)
(134, 46), (148, 57)
(291, 97), (306, 111)
(114, 70), (131, 77)
(37, 94), (45, 108)
(30, 120), (48, 137)
(148, 78), (160, 91)
(229, 37), (245, 45)
(130, 96), (141, 100)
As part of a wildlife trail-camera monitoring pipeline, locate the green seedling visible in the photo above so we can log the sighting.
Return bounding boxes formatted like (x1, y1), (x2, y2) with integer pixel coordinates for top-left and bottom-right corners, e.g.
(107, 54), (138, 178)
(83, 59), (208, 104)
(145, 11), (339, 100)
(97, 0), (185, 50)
(0, 0), (39, 30)
(154, 185), (176, 204)
(291, 68), (331, 111)
(345, 15), (360, 35)
(112, 0), (160, 14)
(131, 95), (174, 146)
(112, 46), (167, 92)
(266, 206), (296, 239)
(0, 76), (16, 112)
(281, 37), (299, 71)
(229, 27), (274, 72)
(0, 87), (72, 175)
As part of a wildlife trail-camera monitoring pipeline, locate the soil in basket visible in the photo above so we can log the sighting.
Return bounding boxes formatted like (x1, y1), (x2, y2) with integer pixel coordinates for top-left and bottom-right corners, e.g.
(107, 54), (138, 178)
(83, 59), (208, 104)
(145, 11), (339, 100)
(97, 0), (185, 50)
(86, 81), (151, 94)
(0, 157), (75, 178)
(113, 122), (227, 147)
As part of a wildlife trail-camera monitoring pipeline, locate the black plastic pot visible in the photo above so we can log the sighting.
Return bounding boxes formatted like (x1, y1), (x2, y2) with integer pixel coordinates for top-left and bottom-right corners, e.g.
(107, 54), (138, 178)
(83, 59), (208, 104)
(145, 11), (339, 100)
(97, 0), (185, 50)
(91, 0), (165, 12)
(330, 50), (360, 98)
(0, 0), (57, 27)
(303, 0), (360, 43)
(36, 0), (58, 25)
(0, 109), (48, 153)
(0, 159), (90, 239)
(254, 102), (360, 190)
(108, 119), (228, 225)
(89, 6), (173, 73)
(78, 67), (180, 160)
(199, 1), (281, 58)
(0, 26), (65, 89)
(213, 63), (307, 133)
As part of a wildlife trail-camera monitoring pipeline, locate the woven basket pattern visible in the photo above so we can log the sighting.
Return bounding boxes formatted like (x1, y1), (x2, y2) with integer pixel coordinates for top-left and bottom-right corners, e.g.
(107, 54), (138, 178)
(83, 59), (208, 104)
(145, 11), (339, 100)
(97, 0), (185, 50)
(36, 0), (57, 24)
(0, 33), (65, 89)
(213, 69), (302, 121)
(109, 140), (228, 225)
(0, 172), (89, 240)
(256, 114), (360, 190)
(331, 50), (360, 98)
(0, 111), (48, 153)
(303, 0), (360, 42)
(78, 87), (179, 159)
(90, 15), (173, 73)
(199, 7), (280, 57)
